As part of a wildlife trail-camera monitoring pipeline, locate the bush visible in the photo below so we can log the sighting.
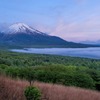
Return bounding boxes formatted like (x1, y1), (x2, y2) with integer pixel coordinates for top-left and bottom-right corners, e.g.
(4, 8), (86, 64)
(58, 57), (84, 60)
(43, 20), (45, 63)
(74, 73), (95, 89)
(24, 86), (41, 100)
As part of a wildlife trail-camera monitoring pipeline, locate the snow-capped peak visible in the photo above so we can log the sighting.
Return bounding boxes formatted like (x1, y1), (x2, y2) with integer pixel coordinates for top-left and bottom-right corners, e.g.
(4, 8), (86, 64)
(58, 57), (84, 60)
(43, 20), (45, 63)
(4, 23), (46, 35)
(8, 23), (37, 34)
(9, 23), (33, 32)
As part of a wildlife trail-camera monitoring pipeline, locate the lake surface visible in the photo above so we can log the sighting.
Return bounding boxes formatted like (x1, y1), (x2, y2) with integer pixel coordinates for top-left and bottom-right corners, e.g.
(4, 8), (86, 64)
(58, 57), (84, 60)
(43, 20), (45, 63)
(11, 48), (100, 59)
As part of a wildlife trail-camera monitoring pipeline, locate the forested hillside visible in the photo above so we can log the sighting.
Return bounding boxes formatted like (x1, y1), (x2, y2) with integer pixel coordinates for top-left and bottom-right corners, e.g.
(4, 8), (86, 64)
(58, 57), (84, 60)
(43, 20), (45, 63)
(0, 50), (100, 90)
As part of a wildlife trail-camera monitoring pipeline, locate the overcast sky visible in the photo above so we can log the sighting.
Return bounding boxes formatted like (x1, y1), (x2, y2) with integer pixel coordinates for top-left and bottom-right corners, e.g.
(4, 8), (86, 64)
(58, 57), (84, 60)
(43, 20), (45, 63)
(0, 0), (100, 42)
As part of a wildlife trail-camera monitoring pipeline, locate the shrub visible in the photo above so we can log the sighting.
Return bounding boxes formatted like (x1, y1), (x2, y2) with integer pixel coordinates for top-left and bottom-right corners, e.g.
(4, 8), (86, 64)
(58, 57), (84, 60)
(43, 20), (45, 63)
(74, 73), (95, 89)
(24, 86), (41, 100)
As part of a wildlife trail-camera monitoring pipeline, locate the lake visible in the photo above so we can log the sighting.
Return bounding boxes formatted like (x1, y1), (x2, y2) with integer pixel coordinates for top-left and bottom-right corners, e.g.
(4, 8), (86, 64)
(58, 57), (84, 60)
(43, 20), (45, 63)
(11, 47), (100, 59)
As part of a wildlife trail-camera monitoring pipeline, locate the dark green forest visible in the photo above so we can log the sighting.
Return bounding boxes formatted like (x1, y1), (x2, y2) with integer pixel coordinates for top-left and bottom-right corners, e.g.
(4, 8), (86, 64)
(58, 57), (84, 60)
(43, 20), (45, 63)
(0, 50), (100, 90)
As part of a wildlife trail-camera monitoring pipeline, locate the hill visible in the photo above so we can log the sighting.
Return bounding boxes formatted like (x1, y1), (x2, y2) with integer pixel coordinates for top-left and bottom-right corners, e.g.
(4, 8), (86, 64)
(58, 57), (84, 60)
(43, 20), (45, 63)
(0, 51), (100, 90)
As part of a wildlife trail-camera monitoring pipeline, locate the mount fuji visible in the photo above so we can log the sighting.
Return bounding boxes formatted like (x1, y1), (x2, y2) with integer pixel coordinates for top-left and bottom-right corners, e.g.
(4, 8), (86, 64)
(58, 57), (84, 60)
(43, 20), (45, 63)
(4, 23), (47, 35)
(0, 23), (98, 48)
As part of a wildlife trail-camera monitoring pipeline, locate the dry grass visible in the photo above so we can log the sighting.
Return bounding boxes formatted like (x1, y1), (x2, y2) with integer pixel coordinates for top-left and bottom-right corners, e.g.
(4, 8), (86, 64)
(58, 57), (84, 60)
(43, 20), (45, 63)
(0, 75), (100, 100)
(0, 75), (28, 100)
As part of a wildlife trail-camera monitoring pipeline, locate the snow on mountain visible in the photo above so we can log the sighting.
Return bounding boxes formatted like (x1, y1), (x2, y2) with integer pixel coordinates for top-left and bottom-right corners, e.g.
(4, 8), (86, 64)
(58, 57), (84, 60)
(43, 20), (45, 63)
(3, 23), (47, 35)
(9, 23), (33, 33)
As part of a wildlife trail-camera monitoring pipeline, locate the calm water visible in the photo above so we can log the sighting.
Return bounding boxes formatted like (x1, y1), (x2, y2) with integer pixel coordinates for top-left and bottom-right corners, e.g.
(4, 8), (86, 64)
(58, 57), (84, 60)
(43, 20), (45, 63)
(11, 48), (100, 59)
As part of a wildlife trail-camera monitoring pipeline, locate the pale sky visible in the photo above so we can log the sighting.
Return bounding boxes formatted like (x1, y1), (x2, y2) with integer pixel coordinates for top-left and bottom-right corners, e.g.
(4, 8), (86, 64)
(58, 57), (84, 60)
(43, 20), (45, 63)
(0, 0), (100, 42)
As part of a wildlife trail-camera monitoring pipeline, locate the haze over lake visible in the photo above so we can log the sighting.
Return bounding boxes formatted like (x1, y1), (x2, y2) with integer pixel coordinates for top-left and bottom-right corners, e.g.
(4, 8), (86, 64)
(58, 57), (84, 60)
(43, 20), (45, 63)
(11, 48), (100, 59)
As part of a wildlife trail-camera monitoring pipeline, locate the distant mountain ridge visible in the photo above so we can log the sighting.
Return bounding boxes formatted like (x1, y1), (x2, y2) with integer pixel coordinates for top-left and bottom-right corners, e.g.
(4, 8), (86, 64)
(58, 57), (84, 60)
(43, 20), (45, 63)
(80, 40), (100, 45)
(0, 23), (99, 48)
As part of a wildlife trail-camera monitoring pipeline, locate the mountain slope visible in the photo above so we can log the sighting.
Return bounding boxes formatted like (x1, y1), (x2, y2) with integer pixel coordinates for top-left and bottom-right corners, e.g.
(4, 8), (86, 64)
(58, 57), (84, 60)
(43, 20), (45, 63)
(0, 23), (98, 48)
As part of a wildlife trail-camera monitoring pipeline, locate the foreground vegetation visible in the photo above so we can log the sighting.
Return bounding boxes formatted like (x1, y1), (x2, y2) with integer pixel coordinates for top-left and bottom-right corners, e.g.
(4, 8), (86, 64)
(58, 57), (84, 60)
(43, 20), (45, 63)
(0, 50), (100, 90)
(0, 75), (100, 100)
